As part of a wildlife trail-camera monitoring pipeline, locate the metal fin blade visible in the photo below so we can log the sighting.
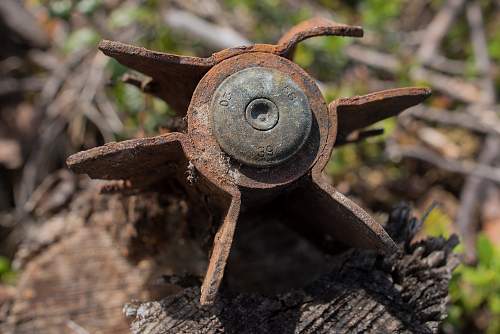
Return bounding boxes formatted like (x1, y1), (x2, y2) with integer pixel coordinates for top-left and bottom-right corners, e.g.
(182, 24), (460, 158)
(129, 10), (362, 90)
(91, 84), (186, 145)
(200, 194), (241, 305)
(276, 17), (363, 58)
(66, 132), (186, 181)
(332, 87), (431, 138)
(286, 175), (397, 254)
(99, 40), (214, 115)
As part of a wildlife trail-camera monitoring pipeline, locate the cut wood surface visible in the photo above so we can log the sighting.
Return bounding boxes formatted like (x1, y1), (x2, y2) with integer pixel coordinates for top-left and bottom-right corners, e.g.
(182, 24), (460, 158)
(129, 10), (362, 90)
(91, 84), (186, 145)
(1, 181), (207, 334)
(128, 205), (459, 334)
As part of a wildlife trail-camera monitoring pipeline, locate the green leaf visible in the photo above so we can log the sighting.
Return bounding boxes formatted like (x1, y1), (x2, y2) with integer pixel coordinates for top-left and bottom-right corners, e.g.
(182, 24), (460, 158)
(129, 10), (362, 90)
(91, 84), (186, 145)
(422, 207), (453, 238)
(361, 0), (403, 29)
(109, 5), (151, 28)
(488, 35), (500, 61)
(476, 234), (494, 266)
(0, 256), (10, 275)
(48, 0), (73, 20)
(462, 266), (494, 286)
(294, 44), (315, 68)
(64, 28), (100, 53)
(112, 82), (145, 118)
(106, 59), (129, 81)
(490, 295), (500, 314)
(76, 0), (102, 15)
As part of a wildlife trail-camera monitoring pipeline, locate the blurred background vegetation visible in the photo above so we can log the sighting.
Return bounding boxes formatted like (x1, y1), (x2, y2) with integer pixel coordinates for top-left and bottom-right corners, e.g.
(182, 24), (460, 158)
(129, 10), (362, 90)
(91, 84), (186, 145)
(0, 0), (499, 333)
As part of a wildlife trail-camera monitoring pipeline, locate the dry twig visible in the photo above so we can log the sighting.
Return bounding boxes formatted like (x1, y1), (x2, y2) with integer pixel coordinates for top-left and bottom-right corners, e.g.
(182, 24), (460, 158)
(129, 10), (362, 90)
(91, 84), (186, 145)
(455, 1), (499, 262)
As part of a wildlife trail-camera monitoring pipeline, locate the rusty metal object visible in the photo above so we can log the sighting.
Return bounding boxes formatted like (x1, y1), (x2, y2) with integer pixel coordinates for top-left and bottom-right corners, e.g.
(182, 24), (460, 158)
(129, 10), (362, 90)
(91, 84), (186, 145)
(66, 17), (431, 305)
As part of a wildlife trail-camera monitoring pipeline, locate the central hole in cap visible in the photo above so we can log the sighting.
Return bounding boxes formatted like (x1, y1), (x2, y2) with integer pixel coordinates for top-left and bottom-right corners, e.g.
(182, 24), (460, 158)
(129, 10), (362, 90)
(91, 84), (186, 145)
(245, 98), (279, 131)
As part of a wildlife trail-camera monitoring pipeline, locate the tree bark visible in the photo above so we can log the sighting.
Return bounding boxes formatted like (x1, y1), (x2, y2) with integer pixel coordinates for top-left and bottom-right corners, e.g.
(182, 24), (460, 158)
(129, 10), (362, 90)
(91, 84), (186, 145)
(127, 205), (459, 334)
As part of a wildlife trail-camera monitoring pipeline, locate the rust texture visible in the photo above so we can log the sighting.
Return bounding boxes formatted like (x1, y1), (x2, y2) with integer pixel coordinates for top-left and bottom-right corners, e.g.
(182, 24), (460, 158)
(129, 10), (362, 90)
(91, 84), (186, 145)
(66, 17), (431, 305)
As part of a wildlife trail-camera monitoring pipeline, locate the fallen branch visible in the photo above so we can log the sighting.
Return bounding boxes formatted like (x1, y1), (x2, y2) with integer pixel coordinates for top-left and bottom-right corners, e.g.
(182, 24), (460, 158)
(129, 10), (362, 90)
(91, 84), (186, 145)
(455, 1), (500, 262)
(417, 0), (465, 64)
(405, 105), (500, 136)
(386, 143), (500, 185)
(456, 136), (500, 262)
(163, 9), (251, 50)
(344, 44), (481, 104)
(0, 0), (49, 49)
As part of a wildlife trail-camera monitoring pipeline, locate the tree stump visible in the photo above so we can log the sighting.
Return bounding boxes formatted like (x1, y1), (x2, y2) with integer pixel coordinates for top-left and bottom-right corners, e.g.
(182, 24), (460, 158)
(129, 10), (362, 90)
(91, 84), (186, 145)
(127, 206), (459, 334)
(1, 175), (459, 333)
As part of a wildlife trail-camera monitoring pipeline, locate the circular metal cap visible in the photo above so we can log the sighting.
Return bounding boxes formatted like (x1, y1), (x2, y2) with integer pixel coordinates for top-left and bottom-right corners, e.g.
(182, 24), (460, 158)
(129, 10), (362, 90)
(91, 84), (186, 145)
(211, 67), (312, 167)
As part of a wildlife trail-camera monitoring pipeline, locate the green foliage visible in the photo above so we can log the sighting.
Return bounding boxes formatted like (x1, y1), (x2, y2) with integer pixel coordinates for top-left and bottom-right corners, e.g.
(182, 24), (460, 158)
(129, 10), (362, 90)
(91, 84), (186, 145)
(76, 0), (102, 15)
(422, 207), (453, 238)
(360, 0), (402, 29)
(224, 0), (311, 43)
(294, 44), (315, 69)
(294, 37), (350, 82)
(46, 0), (103, 19)
(328, 144), (359, 177)
(112, 82), (145, 116)
(109, 4), (152, 29)
(447, 234), (500, 334)
(144, 99), (176, 134)
(106, 59), (128, 82)
(421, 208), (499, 333)
(63, 28), (100, 53)
(0, 256), (9, 276)
(488, 31), (500, 62)
(141, 26), (181, 57)
(326, 122), (396, 178)
(442, 16), (472, 61)
(47, 0), (73, 20)
(0, 256), (16, 284)
(109, 79), (175, 137)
